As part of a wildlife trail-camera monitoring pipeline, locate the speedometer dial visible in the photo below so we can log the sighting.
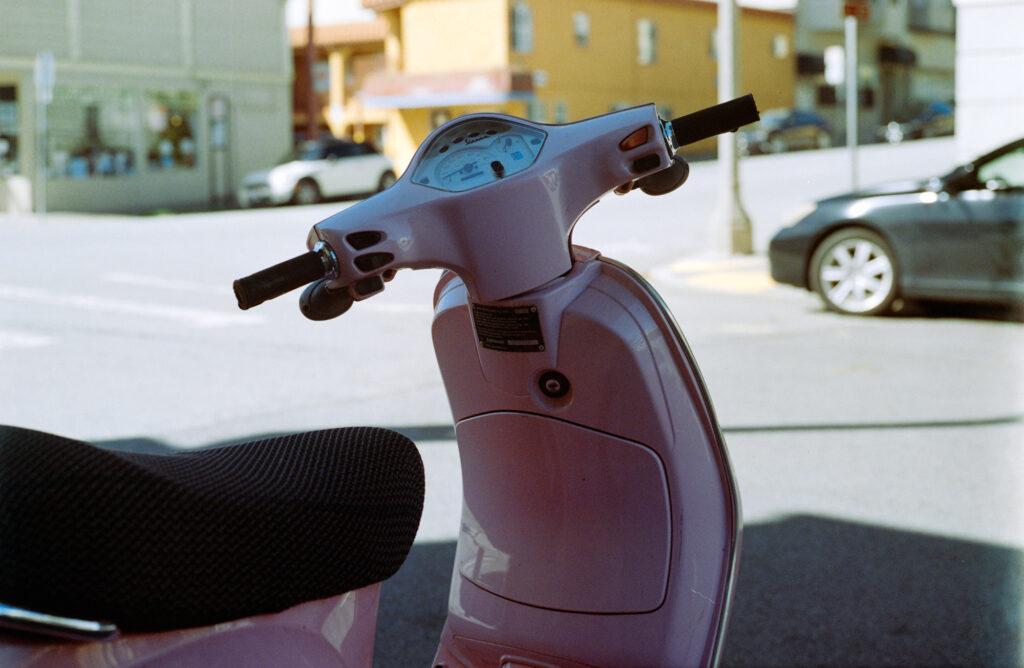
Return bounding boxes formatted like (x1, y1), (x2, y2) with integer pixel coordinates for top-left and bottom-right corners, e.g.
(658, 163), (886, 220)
(410, 117), (547, 193)
(436, 148), (496, 191)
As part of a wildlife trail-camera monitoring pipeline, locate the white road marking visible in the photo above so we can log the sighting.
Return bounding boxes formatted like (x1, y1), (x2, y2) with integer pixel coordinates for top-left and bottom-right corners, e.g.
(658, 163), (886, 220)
(0, 283), (264, 328)
(0, 328), (56, 352)
(103, 272), (234, 296)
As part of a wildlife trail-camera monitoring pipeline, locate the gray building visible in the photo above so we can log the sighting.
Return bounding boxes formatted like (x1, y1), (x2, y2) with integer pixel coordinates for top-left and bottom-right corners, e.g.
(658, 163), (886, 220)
(0, 0), (292, 213)
(794, 0), (956, 143)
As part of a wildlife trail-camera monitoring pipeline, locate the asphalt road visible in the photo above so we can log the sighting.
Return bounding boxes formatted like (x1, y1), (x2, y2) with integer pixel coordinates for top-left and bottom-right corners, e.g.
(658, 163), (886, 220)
(1, 139), (1021, 666)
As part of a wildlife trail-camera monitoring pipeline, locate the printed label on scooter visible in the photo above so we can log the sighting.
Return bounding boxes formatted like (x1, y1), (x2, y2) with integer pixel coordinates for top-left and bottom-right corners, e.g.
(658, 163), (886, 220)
(472, 303), (545, 352)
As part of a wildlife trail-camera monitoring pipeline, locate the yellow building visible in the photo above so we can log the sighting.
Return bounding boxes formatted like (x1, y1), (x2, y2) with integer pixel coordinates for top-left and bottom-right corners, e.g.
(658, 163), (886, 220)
(351, 0), (795, 171)
(291, 21), (391, 146)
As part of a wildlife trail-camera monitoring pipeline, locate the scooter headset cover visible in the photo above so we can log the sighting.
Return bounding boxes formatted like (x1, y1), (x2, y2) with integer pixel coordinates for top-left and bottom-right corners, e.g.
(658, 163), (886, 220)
(0, 425), (424, 632)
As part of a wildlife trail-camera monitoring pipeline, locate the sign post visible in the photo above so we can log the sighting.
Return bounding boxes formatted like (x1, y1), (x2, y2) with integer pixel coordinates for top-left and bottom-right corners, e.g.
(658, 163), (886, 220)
(843, 1), (867, 190)
(33, 51), (55, 217)
(712, 0), (753, 255)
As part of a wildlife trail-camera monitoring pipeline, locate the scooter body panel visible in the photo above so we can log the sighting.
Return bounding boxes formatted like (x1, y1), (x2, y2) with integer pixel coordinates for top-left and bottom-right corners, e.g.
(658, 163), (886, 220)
(0, 584), (381, 668)
(431, 249), (741, 666)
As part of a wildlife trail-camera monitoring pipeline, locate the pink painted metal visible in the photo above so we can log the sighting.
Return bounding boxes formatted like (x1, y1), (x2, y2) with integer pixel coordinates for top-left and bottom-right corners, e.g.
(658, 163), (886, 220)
(4, 100), (751, 666)
(309, 105), (670, 303)
(429, 248), (740, 667)
(0, 584), (381, 667)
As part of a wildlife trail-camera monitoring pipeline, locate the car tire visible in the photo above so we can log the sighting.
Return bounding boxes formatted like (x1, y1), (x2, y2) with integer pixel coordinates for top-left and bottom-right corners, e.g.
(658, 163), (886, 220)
(810, 227), (898, 316)
(816, 131), (832, 149)
(377, 171), (396, 192)
(293, 179), (321, 205)
(768, 134), (786, 153)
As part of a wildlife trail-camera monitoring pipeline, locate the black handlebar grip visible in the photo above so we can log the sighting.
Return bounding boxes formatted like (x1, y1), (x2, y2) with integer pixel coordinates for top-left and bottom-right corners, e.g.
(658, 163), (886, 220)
(234, 251), (328, 310)
(670, 94), (760, 148)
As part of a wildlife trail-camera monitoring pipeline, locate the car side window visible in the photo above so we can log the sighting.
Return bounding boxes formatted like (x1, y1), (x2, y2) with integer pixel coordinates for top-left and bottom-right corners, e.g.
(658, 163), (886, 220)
(977, 147), (1024, 190)
(327, 143), (356, 159)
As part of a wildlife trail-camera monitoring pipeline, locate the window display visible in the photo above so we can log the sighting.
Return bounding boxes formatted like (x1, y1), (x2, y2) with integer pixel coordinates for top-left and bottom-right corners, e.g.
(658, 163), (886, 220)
(48, 86), (138, 178)
(0, 86), (17, 176)
(46, 86), (199, 178)
(145, 91), (197, 170)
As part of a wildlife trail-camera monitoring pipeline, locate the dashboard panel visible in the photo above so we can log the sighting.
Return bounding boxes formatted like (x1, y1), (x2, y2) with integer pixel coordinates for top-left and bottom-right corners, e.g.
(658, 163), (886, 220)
(411, 118), (547, 193)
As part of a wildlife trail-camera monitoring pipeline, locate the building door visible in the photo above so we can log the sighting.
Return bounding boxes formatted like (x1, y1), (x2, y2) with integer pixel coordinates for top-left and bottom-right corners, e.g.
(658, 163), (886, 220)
(0, 84), (19, 175)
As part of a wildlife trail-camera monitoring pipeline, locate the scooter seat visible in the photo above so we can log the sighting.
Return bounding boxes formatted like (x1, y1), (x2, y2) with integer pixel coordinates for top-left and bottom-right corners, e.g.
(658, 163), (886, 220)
(0, 425), (424, 633)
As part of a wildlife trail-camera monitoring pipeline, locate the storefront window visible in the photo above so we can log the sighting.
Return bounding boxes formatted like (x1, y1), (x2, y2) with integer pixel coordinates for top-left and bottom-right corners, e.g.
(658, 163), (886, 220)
(48, 86), (138, 178)
(145, 91), (198, 170)
(0, 86), (18, 175)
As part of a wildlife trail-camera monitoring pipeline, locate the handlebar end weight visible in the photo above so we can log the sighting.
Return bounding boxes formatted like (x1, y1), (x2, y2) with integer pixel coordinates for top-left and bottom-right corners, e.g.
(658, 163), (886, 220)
(233, 277), (262, 311)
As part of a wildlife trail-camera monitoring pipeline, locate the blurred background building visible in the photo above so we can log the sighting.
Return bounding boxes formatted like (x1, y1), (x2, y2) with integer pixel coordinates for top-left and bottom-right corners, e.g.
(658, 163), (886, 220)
(294, 0), (797, 172)
(6, 0), (1021, 213)
(0, 0), (291, 213)
(952, 0), (1024, 161)
(794, 0), (956, 144)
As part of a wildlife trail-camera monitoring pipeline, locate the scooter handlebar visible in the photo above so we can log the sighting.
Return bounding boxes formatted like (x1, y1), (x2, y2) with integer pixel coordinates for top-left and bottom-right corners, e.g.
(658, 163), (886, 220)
(669, 94), (759, 149)
(233, 250), (330, 310)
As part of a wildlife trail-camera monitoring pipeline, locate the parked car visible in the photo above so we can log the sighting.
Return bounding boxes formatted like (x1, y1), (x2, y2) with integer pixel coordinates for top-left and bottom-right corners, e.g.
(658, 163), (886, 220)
(769, 137), (1024, 315)
(238, 139), (395, 207)
(880, 101), (955, 144)
(738, 109), (832, 155)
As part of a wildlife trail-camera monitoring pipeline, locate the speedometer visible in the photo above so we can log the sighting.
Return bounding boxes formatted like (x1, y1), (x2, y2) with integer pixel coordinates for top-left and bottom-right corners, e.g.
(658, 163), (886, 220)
(436, 148), (496, 191)
(411, 117), (547, 193)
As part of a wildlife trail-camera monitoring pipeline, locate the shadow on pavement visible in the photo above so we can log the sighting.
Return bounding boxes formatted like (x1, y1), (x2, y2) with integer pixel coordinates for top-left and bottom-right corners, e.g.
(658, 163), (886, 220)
(91, 434), (1021, 666)
(374, 541), (456, 667)
(722, 515), (1022, 667)
(372, 518), (1022, 667)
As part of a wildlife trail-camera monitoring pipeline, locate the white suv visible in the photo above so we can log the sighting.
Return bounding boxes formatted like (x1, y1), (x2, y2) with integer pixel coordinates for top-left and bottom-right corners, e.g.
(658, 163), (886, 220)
(239, 139), (396, 207)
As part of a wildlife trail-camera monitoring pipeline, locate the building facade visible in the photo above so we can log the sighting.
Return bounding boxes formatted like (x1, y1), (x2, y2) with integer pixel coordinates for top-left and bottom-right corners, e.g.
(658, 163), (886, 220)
(335, 0), (796, 172)
(952, 0), (1024, 160)
(0, 0), (292, 213)
(794, 0), (956, 143)
(290, 19), (391, 147)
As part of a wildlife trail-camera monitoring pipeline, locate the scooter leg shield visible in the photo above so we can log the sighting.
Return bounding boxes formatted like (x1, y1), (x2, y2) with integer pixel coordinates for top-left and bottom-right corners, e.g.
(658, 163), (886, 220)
(430, 252), (741, 667)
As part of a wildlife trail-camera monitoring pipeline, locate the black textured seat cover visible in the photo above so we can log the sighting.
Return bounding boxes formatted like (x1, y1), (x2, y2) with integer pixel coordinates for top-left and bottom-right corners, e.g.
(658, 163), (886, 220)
(0, 425), (424, 633)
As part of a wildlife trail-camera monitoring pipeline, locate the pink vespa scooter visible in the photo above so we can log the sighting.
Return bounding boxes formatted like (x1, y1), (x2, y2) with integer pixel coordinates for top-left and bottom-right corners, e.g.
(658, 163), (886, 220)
(1, 95), (758, 666)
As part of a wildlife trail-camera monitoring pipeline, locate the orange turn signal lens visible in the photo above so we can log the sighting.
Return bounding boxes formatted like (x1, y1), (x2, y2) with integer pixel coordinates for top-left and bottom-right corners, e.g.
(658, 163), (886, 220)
(619, 126), (650, 151)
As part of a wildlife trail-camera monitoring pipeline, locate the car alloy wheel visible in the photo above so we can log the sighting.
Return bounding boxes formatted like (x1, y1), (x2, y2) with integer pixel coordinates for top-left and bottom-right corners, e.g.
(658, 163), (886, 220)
(810, 228), (898, 316)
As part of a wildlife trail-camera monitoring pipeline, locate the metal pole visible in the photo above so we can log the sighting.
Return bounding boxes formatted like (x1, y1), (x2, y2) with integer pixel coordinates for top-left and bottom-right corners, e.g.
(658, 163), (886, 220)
(713, 0), (753, 255)
(845, 14), (858, 190)
(35, 99), (46, 217)
(305, 0), (318, 142)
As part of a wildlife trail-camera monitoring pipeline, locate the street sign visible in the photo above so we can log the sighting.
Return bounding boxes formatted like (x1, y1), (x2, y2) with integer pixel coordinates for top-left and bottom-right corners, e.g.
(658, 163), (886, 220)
(34, 51), (55, 104)
(843, 1), (870, 20)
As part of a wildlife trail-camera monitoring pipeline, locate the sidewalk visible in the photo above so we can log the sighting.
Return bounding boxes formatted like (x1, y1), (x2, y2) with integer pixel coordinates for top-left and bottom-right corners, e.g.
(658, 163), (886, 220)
(651, 254), (779, 295)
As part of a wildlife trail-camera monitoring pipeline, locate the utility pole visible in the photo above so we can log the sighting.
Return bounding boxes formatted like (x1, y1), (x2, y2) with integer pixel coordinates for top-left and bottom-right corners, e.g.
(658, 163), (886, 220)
(844, 1), (867, 190)
(34, 51), (55, 217)
(843, 3), (860, 190)
(712, 0), (753, 255)
(305, 0), (318, 142)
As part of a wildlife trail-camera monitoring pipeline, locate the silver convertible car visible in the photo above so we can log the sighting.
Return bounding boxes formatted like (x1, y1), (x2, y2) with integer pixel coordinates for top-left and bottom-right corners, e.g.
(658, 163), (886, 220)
(769, 138), (1024, 315)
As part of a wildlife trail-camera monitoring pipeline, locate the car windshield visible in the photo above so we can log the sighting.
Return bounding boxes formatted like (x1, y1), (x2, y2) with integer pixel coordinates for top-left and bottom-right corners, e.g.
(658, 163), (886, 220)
(278, 142), (326, 164)
(757, 109), (789, 129)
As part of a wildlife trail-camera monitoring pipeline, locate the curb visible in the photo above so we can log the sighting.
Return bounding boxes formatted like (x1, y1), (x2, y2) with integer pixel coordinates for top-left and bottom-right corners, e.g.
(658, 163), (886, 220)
(650, 254), (779, 295)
